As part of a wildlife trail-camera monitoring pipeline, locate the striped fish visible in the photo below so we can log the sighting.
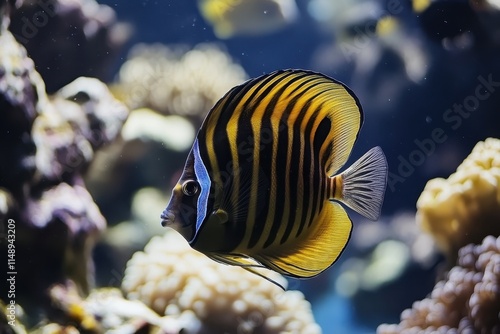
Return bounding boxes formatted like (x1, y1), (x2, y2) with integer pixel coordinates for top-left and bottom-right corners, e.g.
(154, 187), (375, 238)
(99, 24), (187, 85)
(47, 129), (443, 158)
(161, 69), (388, 288)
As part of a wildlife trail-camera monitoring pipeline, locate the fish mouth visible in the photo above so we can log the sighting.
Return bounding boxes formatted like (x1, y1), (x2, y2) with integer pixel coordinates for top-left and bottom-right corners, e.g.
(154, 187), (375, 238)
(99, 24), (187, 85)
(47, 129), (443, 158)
(160, 209), (193, 242)
(160, 210), (175, 227)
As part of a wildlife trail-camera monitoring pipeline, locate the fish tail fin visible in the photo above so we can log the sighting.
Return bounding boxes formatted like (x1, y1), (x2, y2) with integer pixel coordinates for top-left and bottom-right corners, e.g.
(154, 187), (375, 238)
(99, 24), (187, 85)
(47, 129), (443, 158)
(334, 146), (388, 221)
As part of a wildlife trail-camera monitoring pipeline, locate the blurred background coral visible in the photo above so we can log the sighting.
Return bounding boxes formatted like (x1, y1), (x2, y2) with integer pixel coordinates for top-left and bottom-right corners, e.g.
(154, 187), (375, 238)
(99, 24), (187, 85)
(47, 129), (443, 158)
(1, 0), (500, 333)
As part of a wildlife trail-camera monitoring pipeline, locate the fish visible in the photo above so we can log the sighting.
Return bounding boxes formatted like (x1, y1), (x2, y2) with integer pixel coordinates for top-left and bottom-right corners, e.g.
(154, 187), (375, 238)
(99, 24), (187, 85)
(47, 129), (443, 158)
(197, 0), (299, 39)
(161, 69), (388, 288)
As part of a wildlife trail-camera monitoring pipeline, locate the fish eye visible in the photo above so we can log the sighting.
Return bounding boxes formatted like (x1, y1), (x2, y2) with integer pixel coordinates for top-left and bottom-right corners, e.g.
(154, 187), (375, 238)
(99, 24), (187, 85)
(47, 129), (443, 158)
(182, 180), (199, 196)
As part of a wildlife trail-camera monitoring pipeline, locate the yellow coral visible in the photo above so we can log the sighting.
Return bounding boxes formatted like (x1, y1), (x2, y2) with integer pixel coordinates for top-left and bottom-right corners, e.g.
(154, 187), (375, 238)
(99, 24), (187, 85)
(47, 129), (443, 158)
(122, 231), (321, 334)
(416, 138), (500, 259)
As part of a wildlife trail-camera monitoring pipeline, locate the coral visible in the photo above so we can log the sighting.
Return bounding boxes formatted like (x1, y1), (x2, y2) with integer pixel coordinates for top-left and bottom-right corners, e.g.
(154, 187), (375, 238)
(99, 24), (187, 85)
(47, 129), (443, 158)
(9, 0), (130, 92)
(114, 43), (247, 125)
(45, 281), (201, 334)
(121, 108), (196, 152)
(22, 182), (106, 294)
(0, 188), (16, 224)
(377, 234), (500, 333)
(122, 231), (322, 334)
(55, 77), (129, 149)
(416, 138), (500, 260)
(0, 28), (44, 195)
(33, 77), (128, 182)
(1, 301), (27, 334)
(0, 18), (129, 317)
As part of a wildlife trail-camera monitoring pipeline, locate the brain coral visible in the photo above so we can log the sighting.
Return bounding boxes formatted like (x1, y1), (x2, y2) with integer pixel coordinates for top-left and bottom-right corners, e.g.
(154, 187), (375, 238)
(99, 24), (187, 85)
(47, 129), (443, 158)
(416, 137), (500, 260)
(122, 231), (321, 334)
(377, 234), (500, 333)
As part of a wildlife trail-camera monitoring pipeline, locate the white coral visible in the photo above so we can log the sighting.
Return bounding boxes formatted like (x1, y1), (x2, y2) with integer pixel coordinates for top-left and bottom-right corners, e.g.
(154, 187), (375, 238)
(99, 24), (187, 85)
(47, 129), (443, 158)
(115, 43), (247, 120)
(122, 231), (321, 334)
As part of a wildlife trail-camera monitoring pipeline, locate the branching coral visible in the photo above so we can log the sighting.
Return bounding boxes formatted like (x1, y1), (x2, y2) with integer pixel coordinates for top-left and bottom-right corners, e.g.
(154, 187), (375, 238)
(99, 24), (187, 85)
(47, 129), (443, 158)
(416, 137), (500, 260)
(122, 231), (322, 334)
(114, 43), (247, 124)
(377, 234), (500, 333)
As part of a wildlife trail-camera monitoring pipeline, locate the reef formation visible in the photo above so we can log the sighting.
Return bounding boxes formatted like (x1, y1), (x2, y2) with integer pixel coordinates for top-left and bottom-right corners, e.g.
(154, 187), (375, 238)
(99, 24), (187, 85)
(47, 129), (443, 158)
(379, 138), (500, 333)
(113, 43), (248, 126)
(0, 5), (128, 317)
(122, 231), (321, 334)
(417, 138), (500, 262)
(378, 234), (500, 333)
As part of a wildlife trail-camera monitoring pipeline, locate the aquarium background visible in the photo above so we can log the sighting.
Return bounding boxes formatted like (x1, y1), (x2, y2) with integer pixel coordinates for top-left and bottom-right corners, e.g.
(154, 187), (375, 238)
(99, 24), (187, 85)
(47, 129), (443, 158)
(1, 0), (500, 333)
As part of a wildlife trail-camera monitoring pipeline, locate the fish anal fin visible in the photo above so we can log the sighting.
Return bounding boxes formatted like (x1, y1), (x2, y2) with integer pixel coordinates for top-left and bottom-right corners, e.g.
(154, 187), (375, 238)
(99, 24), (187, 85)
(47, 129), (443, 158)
(337, 146), (388, 221)
(242, 267), (287, 290)
(208, 253), (287, 290)
(255, 202), (352, 279)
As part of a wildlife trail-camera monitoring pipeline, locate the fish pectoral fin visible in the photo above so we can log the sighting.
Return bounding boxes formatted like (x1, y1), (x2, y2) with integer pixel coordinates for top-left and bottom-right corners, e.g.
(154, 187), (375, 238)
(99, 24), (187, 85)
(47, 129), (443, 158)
(337, 146), (388, 221)
(209, 209), (229, 224)
(255, 202), (352, 279)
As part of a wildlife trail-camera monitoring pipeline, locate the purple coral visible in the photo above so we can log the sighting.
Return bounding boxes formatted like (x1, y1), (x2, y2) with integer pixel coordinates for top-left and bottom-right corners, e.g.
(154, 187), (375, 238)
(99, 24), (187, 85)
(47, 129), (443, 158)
(378, 235), (500, 333)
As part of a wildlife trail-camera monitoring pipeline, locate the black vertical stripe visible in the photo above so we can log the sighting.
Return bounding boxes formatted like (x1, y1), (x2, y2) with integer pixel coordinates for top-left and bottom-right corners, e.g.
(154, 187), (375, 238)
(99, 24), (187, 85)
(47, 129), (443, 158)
(309, 116), (332, 226)
(295, 106), (319, 237)
(279, 99), (312, 244)
(319, 141), (333, 212)
(262, 101), (298, 248)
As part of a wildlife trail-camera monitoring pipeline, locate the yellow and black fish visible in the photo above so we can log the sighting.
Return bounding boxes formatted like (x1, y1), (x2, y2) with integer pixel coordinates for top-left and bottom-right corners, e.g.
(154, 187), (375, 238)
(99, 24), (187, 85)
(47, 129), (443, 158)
(161, 69), (388, 287)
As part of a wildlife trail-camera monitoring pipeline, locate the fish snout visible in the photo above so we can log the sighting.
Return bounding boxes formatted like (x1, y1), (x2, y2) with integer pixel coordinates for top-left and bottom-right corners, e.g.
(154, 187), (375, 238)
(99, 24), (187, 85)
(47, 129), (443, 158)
(160, 210), (175, 227)
(160, 206), (194, 242)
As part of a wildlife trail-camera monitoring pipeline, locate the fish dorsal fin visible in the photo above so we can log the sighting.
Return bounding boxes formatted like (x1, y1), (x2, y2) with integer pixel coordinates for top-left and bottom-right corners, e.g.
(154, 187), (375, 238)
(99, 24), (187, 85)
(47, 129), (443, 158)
(322, 82), (363, 176)
(253, 202), (352, 278)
